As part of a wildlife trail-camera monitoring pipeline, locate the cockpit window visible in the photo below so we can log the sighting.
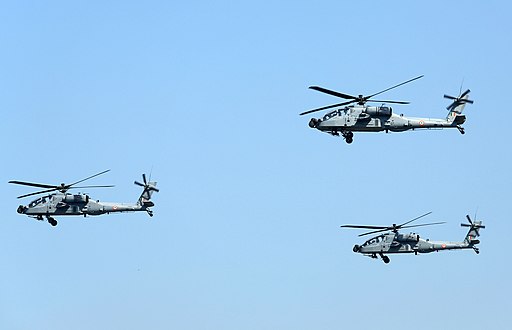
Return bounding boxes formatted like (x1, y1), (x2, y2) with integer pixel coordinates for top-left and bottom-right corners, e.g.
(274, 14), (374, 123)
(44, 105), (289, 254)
(362, 235), (384, 246)
(29, 197), (47, 207)
(322, 110), (340, 120)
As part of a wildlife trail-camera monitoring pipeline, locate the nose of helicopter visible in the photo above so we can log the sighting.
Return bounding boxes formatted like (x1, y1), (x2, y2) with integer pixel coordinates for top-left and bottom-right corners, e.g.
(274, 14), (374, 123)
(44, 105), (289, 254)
(17, 205), (27, 214)
(308, 118), (322, 128)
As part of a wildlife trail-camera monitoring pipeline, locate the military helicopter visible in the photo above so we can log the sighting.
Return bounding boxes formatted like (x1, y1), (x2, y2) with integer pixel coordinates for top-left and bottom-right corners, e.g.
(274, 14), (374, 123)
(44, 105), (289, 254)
(9, 170), (158, 226)
(300, 75), (474, 143)
(340, 212), (484, 263)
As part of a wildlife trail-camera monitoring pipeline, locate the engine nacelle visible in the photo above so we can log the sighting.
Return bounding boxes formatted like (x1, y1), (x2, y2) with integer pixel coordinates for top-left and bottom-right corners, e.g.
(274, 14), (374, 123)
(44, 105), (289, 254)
(398, 233), (420, 242)
(63, 194), (89, 203)
(364, 106), (392, 116)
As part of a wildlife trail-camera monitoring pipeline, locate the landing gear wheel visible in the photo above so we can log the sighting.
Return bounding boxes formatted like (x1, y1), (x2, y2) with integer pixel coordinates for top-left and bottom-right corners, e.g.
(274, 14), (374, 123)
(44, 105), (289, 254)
(342, 132), (354, 144)
(48, 218), (58, 227)
(382, 256), (390, 264)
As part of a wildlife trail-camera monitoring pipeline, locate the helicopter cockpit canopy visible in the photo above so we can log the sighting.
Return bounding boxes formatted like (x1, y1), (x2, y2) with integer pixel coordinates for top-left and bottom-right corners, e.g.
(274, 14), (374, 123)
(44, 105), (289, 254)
(323, 108), (350, 120)
(361, 235), (385, 247)
(28, 196), (48, 208)
(323, 110), (339, 120)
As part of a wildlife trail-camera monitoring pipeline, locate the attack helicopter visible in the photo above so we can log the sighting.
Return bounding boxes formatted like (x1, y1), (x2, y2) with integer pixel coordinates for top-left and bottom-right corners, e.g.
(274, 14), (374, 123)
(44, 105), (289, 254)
(300, 75), (474, 143)
(340, 212), (484, 263)
(9, 170), (158, 226)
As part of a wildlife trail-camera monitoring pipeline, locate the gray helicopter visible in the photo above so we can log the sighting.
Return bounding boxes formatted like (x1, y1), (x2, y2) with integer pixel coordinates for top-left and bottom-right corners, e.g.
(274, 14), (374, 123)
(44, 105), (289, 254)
(9, 170), (158, 226)
(300, 76), (473, 143)
(340, 212), (484, 263)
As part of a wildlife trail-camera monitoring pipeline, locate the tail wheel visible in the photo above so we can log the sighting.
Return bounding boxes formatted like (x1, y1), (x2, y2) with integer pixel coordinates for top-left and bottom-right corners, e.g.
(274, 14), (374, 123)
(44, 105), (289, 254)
(382, 256), (390, 264)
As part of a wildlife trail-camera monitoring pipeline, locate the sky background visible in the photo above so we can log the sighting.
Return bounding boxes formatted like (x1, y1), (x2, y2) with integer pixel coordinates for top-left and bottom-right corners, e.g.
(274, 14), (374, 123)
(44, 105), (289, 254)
(1, 1), (511, 329)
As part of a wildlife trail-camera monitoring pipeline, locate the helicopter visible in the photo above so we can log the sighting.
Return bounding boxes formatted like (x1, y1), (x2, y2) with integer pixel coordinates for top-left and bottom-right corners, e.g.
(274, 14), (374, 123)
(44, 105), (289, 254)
(300, 75), (474, 143)
(9, 170), (158, 226)
(340, 212), (484, 263)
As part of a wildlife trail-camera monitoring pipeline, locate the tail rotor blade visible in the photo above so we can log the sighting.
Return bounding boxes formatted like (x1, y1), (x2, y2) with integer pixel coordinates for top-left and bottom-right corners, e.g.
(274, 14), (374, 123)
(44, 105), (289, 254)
(466, 214), (473, 225)
(142, 174), (147, 185)
(134, 181), (145, 187)
(460, 89), (471, 98)
(444, 94), (457, 100)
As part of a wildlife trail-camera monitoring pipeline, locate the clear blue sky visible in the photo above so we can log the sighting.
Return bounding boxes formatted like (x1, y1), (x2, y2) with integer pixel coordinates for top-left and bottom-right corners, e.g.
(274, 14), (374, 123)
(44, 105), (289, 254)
(1, 1), (511, 329)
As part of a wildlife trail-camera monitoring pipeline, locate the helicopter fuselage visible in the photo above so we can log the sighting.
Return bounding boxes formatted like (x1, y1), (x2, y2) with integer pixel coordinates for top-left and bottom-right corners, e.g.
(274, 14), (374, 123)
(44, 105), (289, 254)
(17, 192), (149, 218)
(310, 105), (465, 134)
(354, 232), (476, 256)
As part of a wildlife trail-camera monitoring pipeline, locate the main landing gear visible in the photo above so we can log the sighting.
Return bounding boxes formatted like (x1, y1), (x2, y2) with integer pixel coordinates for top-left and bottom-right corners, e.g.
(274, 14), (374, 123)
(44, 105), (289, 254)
(341, 131), (353, 144)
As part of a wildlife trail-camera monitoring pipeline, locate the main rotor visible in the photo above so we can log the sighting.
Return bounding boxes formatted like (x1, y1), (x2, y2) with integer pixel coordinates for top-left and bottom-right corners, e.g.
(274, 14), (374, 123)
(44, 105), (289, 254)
(300, 75), (423, 116)
(340, 211), (445, 237)
(9, 169), (114, 199)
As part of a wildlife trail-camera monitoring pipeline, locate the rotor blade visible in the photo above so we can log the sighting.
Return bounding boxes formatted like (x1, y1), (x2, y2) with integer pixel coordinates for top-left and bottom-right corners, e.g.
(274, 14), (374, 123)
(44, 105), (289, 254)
(134, 181), (145, 187)
(309, 86), (356, 100)
(365, 99), (410, 104)
(368, 75), (424, 99)
(444, 94), (457, 100)
(399, 211), (433, 227)
(69, 185), (115, 189)
(400, 221), (446, 230)
(143, 173), (147, 185)
(300, 100), (355, 116)
(340, 224), (389, 230)
(461, 223), (472, 227)
(446, 102), (458, 111)
(466, 214), (473, 225)
(358, 228), (393, 237)
(8, 181), (57, 189)
(17, 188), (59, 199)
(460, 89), (471, 98)
(69, 169), (111, 187)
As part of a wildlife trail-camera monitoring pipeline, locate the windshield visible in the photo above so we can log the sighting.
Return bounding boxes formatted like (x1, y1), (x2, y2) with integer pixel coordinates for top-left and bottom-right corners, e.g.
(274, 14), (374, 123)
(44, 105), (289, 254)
(322, 110), (340, 120)
(29, 197), (47, 207)
(362, 235), (385, 247)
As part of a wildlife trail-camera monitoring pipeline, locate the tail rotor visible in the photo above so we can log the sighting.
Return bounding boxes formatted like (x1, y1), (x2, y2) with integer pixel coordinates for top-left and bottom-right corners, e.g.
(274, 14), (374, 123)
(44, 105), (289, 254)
(444, 89), (474, 112)
(461, 214), (485, 251)
(135, 173), (159, 216)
